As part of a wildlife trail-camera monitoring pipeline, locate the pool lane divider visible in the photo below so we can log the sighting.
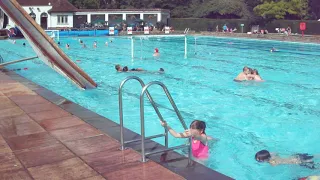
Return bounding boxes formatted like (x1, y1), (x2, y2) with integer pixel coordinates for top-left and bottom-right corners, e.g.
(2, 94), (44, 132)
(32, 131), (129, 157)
(0, 0), (97, 89)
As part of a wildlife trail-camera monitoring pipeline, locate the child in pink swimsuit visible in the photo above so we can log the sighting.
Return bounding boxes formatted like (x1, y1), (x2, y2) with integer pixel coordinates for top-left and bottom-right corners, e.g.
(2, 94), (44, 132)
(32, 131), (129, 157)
(160, 120), (211, 159)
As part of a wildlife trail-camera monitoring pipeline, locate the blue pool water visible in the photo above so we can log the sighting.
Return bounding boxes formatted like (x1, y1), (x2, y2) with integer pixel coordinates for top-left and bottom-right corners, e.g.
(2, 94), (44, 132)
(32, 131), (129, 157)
(1, 36), (320, 180)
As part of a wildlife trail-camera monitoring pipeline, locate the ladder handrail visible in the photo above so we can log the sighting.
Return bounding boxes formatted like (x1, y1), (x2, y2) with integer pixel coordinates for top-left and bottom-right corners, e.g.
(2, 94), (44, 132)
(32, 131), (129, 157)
(140, 81), (191, 163)
(119, 76), (166, 150)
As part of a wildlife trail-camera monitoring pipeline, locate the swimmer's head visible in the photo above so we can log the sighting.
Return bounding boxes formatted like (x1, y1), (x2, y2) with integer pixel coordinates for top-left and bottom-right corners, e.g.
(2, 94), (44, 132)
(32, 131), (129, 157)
(255, 150), (271, 162)
(22, 43), (26, 46)
(115, 64), (121, 71)
(252, 69), (259, 75)
(58, 42), (60, 45)
(123, 66), (128, 72)
(189, 120), (206, 136)
(159, 68), (164, 72)
(155, 48), (159, 53)
(243, 66), (250, 74)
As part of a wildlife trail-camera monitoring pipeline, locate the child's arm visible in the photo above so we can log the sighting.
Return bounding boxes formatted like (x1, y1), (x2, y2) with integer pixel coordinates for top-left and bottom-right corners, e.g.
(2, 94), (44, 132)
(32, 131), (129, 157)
(161, 121), (190, 138)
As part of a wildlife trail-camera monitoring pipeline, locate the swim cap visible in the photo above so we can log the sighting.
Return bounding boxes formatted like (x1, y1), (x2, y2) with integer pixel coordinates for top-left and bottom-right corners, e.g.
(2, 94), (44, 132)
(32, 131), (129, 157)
(155, 48), (159, 53)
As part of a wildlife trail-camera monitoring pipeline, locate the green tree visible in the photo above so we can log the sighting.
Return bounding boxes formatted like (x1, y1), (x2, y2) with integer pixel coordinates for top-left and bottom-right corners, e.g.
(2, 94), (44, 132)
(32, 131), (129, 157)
(254, 0), (309, 20)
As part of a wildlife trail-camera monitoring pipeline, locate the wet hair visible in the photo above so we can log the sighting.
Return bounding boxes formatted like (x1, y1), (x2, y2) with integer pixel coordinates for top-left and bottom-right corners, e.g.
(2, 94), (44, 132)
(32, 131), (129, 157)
(22, 43), (26, 46)
(255, 150), (271, 162)
(243, 66), (249, 72)
(190, 120), (206, 134)
(115, 64), (121, 71)
(159, 68), (164, 72)
(58, 42), (60, 45)
(252, 69), (259, 75)
(122, 66), (128, 72)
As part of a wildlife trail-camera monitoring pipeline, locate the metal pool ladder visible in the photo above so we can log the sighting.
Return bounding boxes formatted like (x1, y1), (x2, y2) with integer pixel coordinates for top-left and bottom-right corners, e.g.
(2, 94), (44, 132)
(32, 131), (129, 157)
(119, 76), (192, 163)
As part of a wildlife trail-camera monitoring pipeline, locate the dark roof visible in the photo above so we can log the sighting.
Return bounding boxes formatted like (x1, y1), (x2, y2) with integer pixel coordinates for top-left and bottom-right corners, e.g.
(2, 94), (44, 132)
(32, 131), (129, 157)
(78, 9), (170, 13)
(16, 0), (78, 12)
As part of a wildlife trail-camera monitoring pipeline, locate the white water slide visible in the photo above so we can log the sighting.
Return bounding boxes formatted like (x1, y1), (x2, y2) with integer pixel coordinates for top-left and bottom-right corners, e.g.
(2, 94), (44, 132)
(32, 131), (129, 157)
(0, 0), (97, 89)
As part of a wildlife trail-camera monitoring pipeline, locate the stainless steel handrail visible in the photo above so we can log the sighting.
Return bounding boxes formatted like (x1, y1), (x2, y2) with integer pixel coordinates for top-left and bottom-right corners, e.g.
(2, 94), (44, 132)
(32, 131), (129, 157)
(140, 81), (192, 163)
(119, 76), (167, 150)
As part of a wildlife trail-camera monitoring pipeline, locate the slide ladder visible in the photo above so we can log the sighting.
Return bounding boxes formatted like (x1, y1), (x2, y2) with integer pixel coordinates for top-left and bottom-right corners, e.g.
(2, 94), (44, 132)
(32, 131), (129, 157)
(119, 76), (191, 163)
(0, 0), (97, 89)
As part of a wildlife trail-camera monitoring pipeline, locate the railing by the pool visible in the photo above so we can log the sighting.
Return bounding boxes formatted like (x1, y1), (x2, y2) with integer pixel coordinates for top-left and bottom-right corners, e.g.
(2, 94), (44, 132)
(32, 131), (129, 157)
(119, 76), (192, 163)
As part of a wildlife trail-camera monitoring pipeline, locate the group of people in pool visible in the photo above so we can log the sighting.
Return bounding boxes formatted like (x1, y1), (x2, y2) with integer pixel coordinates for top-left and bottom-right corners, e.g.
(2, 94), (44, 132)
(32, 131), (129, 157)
(234, 66), (263, 82)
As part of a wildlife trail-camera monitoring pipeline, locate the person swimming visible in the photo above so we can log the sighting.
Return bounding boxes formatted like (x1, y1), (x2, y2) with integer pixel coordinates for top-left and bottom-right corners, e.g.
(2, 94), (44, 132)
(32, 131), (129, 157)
(234, 66), (251, 82)
(247, 69), (263, 81)
(115, 64), (164, 73)
(153, 48), (160, 57)
(66, 43), (70, 49)
(270, 47), (277, 52)
(93, 41), (97, 48)
(105, 41), (108, 46)
(255, 150), (316, 169)
(22, 43), (26, 47)
(161, 120), (213, 159)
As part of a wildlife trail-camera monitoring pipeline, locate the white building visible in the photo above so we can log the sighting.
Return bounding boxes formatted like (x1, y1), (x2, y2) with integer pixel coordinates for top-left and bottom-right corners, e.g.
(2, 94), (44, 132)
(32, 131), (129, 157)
(1, 0), (170, 29)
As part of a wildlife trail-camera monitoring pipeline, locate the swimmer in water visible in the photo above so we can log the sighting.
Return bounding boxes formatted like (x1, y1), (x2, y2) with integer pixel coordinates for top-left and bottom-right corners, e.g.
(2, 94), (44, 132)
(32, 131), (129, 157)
(79, 39), (83, 45)
(115, 64), (164, 73)
(105, 41), (108, 46)
(66, 43), (70, 49)
(247, 69), (263, 81)
(82, 43), (87, 48)
(270, 47), (277, 52)
(255, 150), (317, 169)
(58, 42), (61, 45)
(13, 40), (16, 44)
(22, 43), (26, 47)
(234, 66), (251, 82)
(93, 41), (97, 48)
(153, 48), (160, 57)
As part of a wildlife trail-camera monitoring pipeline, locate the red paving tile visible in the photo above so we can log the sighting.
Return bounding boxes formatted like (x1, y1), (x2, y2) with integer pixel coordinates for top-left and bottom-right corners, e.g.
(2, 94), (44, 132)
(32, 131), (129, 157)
(0, 96), (16, 110)
(28, 157), (98, 180)
(0, 170), (33, 180)
(0, 83), (35, 97)
(0, 107), (25, 119)
(39, 115), (85, 131)
(50, 124), (103, 142)
(0, 152), (23, 173)
(1, 114), (34, 124)
(9, 95), (49, 106)
(81, 148), (141, 174)
(103, 161), (184, 180)
(14, 143), (75, 168)
(19, 102), (61, 114)
(6, 132), (59, 151)
(28, 109), (71, 122)
(82, 176), (107, 180)
(64, 135), (119, 156)
(0, 135), (11, 154)
(0, 119), (45, 138)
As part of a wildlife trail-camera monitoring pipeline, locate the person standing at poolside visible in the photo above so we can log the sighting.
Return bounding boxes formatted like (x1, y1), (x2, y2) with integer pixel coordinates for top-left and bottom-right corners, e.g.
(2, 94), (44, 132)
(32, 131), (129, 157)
(234, 66), (251, 82)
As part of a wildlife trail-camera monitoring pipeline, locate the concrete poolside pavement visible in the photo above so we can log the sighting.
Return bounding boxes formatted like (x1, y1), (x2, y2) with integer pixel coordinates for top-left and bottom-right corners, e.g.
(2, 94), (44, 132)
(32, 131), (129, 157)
(0, 71), (184, 180)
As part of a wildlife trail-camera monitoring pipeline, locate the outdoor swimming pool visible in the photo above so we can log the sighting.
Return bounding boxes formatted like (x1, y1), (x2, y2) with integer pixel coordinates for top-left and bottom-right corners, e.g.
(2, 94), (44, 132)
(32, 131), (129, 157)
(1, 35), (320, 180)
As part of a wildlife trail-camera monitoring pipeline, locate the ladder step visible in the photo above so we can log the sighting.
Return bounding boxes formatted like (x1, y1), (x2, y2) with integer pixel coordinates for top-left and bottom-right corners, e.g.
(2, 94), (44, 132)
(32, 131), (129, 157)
(124, 133), (166, 144)
(145, 144), (189, 156)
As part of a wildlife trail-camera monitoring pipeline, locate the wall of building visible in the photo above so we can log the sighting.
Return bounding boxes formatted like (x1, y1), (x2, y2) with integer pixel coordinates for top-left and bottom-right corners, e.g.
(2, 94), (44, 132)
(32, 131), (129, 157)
(7, 5), (52, 28)
(50, 13), (74, 28)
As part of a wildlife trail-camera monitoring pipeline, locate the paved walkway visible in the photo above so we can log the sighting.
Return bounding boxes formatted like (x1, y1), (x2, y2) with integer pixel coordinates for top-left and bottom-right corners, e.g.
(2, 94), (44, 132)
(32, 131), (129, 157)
(0, 71), (184, 180)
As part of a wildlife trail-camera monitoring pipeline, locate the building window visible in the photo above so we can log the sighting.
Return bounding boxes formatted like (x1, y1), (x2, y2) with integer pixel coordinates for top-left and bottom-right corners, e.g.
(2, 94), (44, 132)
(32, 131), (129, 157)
(57, 15), (68, 25)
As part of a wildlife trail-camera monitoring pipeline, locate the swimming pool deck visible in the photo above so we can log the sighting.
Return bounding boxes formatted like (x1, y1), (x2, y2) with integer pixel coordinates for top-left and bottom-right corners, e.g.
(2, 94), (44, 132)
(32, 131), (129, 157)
(0, 70), (233, 180)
